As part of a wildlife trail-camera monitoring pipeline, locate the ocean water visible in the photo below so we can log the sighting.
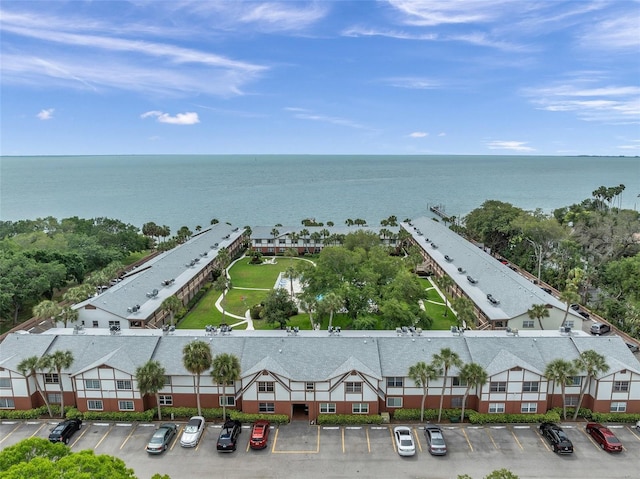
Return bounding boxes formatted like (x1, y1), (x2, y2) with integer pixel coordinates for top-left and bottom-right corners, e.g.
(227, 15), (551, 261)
(1, 155), (638, 232)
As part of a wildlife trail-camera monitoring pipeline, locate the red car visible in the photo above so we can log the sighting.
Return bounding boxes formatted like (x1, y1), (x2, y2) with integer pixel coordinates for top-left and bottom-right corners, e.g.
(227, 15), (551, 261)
(249, 420), (271, 449)
(585, 423), (623, 452)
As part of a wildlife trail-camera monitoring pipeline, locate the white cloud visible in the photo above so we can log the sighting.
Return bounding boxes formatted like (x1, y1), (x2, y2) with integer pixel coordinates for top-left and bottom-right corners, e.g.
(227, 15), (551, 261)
(141, 111), (200, 125)
(388, 0), (505, 26)
(383, 77), (441, 89)
(286, 107), (371, 131)
(438, 132), (446, 137)
(486, 140), (535, 152)
(409, 132), (428, 138)
(578, 15), (640, 52)
(37, 108), (54, 120)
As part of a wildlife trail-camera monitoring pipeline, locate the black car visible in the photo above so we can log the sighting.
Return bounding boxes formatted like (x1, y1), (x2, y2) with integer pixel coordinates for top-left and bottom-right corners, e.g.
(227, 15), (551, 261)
(49, 418), (82, 444)
(217, 419), (242, 452)
(539, 422), (573, 454)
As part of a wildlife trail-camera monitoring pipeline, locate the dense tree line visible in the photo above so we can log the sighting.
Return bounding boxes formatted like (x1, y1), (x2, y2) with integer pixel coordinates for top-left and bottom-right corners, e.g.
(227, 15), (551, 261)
(0, 216), (151, 325)
(461, 185), (640, 338)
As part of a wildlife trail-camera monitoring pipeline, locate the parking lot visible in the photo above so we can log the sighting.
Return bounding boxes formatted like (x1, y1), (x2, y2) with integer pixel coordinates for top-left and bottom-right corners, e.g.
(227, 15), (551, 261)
(2, 419), (640, 478)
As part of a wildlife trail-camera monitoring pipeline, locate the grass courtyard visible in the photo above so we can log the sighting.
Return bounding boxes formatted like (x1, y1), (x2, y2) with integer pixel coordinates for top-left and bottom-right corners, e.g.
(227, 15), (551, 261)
(178, 255), (458, 331)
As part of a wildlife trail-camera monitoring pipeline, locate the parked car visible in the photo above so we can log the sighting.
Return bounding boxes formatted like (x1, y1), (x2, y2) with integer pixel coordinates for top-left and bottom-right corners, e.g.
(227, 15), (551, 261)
(393, 426), (416, 456)
(146, 423), (178, 454)
(48, 418), (82, 444)
(585, 423), (623, 452)
(249, 420), (271, 450)
(626, 342), (640, 353)
(180, 416), (205, 447)
(590, 323), (611, 335)
(539, 422), (573, 454)
(217, 419), (242, 452)
(423, 424), (447, 455)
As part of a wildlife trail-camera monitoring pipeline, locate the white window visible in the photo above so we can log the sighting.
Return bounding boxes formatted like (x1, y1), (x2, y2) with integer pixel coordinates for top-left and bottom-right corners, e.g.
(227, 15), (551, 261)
(258, 381), (275, 392)
(569, 376), (581, 386)
(116, 379), (132, 390)
(119, 400), (134, 411)
(522, 381), (539, 392)
(452, 377), (467, 387)
(565, 320), (574, 328)
(108, 320), (121, 329)
(386, 397), (402, 408)
(522, 320), (535, 328)
(158, 395), (173, 406)
(92, 321), (99, 328)
(0, 398), (15, 408)
(44, 373), (59, 384)
(352, 403), (369, 414)
(613, 381), (629, 392)
(490, 382), (506, 392)
(610, 402), (627, 412)
(219, 396), (235, 406)
(47, 393), (62, 404)
(88, 400), (103, 411)
(320, 403), (336, 414)
(85, 379), (100, 389)
(451, 396), (463, 408)
(259, 402), (275, 413)
(387, 377), (403, 387)
(521, 402), (537, 413)
(0, 378), (11, 388)
(346, 382), (362, 393)
(489, 403), (505, 413)
(564, 396), (579, 407)
(306, 382), (314, 391)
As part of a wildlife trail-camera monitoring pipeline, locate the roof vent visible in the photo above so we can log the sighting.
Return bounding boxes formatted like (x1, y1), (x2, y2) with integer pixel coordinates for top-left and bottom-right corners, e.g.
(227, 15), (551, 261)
(467, 275), (478, 284)
(457, 267), (466, 274)
(328, 326), (341, 336)
(146, 289), (159, 298)
(444, 255), (453, 262)
(487, 294), (500, 305)
(162, 279), (175, 286)
(431, 242), (438, 249)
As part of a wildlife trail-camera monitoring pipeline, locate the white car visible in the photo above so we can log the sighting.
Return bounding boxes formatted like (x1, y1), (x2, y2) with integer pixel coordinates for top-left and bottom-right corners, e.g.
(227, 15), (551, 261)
(393, 426), (416, 456)
(180, 416), (205, 447)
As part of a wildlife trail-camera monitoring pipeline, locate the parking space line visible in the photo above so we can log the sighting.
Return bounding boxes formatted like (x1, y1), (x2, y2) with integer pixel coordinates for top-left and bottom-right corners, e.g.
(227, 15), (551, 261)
(534, 428), (550, 451)
(509, 427), (524, 450)
(365, 427), (371, 453)
(71, 422), (90, 448)
(341, 427), (345, 454)
(270, 425), (319, 454)
(94, 424), (114, 450)
(485, 428), (498, 450)
(30, 422), (47, 438)
(580, 427), (602, 450)
(627, 425), (640, 441)
(462, 427), (473, 451)
(389, 426), (396, 453)
(0, 423), (22, 444)
(170, 426), (183, 451)
(195, 427), (205, 451)
(413, 427), (422, 453)
(120, 423), (138, 450)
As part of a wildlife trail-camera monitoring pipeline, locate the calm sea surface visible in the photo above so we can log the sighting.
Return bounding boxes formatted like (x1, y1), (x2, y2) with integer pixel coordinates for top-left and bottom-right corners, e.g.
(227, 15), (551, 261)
(1, 155), (638, 232)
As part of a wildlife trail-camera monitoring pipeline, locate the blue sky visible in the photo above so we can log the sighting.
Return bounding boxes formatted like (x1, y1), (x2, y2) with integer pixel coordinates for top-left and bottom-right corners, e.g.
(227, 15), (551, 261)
(1, 1), (639, 156)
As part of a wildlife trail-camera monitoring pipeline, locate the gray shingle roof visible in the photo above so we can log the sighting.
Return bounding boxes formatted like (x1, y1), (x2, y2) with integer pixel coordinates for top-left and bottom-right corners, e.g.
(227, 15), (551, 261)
(403, 217), (581, 321)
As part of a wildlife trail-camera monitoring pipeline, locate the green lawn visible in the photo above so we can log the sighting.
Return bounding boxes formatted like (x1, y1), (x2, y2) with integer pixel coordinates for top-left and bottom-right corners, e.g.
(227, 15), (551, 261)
(178, 255), (459, 331)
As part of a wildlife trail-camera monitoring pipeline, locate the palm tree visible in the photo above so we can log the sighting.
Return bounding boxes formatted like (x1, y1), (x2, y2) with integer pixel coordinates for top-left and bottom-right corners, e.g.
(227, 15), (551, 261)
(18, 356), (53, 418)
(408, 361), (439, 422)
(161, 296), (182, 326)
(135, 360), (167, 421)
(544, 359), (577, 420)
(211, 353), (242, 420)
(319, 292), (343, 330)
(559, 283), (580, 328)
(182, 340), (213, 417)
(432, 348), (463, 422)
(216, 246), (231, 271)
(32, 300), (61, 327)
(527, 304), (550, 330)
(572, 350), (609, 420)
(438, 275), (454, 317)
(44, 350), (74, 417)
(452, 297), (475, 329)
(270, 228), (280, 253)
(459, 363), (488, 422)
(59, 306), (79, 328)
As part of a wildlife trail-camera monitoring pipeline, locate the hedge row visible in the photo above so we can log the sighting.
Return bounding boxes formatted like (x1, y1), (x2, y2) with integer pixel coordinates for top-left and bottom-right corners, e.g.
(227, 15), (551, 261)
(316, 414), (385, 425)
(392, 408), (463, 421)
(227, 411), (289, 425)
(467, 410), (561, 425)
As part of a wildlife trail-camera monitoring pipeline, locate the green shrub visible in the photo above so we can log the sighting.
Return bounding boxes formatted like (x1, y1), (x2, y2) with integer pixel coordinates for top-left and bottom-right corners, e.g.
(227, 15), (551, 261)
(316, 414), (384, 425)
(549, 407), (592, 420)
(391, 408), (462, 421)
(590, 412), (640, 423)
(159, 406), (225, 420)
(467, 410), (560, 425)
(250, 304), (263, 319)
(81, 410), (155, 422)
(228, 411), (289, 425)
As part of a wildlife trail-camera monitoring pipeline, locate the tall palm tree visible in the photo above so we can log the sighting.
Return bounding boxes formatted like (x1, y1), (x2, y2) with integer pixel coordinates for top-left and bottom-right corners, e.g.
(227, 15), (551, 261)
(527, 304), (550, 330)
(161, 296), (182, 326)
(438, 275), (454, 317)
(283, 265), (297, 297)
(572, 350), (609, 420)
(407, 361), (439, 422)
(211, 353), (242, 420)
(270, 228), (280, 253)
(182, 340), (213, 416)
(44, 350), (74, 417)
(59, 306), (79, 328)
(559, 283), (580, 328)
(217, 247), (231, 271)
(32, 300), (61, 327)
(18, 356), (53, 418)
(544, 359), (577, 420)
(452, 297), (475, 329)
(135, 360), (167, 421)
(320, 292), (343, 330)
(459, 363), (488, 422)
(432, 348), (463, 422)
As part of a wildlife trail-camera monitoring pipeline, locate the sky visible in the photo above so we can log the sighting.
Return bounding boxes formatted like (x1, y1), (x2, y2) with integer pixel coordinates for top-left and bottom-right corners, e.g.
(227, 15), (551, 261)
(1, 0), (639, 156)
